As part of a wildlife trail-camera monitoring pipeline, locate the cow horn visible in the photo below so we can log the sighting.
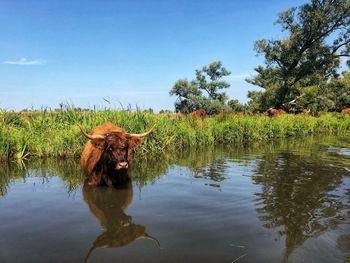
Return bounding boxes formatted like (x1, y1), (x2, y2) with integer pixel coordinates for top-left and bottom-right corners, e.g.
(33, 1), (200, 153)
(137, 233), (161, 248)
(84, 245), (97, 263)
(128, 125), (155, 138)
(78, 124), (105, 140)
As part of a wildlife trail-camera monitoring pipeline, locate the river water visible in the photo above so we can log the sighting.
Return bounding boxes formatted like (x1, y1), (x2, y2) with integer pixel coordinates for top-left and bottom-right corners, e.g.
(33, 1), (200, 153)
(0, 136), (349, 263)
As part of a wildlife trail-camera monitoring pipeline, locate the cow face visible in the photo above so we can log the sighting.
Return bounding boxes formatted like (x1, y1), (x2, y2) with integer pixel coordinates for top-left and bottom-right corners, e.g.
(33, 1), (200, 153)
(97, 132), (141, 172)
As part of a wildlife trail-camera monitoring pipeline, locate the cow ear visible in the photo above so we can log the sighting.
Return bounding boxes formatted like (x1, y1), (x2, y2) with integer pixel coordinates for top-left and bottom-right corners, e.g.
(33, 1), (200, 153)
(91, 138), (105, 149)
(128, 137), (142, 149)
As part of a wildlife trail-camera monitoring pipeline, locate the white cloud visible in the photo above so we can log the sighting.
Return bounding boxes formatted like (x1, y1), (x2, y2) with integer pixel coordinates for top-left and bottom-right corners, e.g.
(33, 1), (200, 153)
(3, 58), (46, 65)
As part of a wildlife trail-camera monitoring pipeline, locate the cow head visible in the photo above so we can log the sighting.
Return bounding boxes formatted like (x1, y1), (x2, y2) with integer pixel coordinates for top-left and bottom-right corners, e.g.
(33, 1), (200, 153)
(89, 132), (142, 172)
(79, 124), (154, 185)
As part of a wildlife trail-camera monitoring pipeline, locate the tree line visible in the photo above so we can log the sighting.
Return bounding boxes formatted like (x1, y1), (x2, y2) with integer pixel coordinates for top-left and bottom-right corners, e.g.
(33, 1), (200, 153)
(169, 0), (350, 114)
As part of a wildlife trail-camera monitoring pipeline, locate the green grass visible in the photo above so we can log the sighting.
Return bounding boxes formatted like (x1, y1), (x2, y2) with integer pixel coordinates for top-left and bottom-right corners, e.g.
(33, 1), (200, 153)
(0, 105), (350, 161)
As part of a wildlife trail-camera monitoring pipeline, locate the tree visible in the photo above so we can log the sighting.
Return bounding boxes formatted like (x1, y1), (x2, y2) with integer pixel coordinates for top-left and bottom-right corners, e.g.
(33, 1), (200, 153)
(169, 79), (201, 113)
(324, 71), (350, 110)
(300, 71), (350, 111)
(159, 109), (172, 114)
(143, 108), (154, 113)
(271, 71), (350, 112)
(247, 0), (350, 111)
(169, 61), (231, 114)
(227, 99), (246, 113)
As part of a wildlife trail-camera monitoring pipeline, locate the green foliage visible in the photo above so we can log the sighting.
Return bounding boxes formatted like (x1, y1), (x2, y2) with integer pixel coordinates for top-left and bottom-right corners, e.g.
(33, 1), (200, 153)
(170, 61), (231, 114)
(143, 108), (154, 113)
(195, 61), (231, 102)
(247, 0), (350, 111)
(227, 99), (247, 113)
(159, 109), (172, 114)
(1, 106), (350, 162)
(322, 71), (350, 110)
(288, 71), (350, 112)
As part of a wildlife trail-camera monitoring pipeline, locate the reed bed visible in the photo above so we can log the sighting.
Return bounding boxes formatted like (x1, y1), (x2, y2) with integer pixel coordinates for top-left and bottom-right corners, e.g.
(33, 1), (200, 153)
(0, 106), (349, 161)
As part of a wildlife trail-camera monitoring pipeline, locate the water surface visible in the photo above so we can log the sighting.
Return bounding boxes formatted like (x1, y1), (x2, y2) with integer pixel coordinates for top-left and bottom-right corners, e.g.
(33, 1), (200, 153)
(0, 136), (350, 263)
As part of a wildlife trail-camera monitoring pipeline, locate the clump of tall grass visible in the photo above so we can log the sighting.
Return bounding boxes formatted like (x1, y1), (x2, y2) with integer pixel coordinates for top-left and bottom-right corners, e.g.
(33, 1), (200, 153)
(0, 105), (349, 161)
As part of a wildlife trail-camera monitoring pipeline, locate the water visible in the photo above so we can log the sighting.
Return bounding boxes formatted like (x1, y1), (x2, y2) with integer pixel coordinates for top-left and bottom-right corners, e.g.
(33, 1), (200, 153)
(0, 136), (349, 263)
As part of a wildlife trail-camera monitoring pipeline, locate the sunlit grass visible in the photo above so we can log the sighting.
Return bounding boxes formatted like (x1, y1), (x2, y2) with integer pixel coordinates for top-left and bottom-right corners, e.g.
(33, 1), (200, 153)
(0, 105), (349, 161)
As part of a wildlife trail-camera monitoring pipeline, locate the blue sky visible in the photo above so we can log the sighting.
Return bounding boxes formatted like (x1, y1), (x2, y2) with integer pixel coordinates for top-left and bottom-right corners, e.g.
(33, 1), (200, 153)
(0, 0), (307, 111)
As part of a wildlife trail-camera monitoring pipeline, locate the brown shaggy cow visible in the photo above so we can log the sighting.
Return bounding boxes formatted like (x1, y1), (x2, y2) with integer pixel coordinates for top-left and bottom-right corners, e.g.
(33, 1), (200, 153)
(79, 122), (154, 186)
(83, 181), (159, 261)
(267, 108), (287, 117)
(190, 109), (208, 118)
(341, 108), (350, 114)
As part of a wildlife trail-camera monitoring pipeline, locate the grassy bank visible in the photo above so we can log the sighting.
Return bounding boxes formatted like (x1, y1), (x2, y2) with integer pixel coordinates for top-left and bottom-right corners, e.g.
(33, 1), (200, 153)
(1, 106), (350, 161)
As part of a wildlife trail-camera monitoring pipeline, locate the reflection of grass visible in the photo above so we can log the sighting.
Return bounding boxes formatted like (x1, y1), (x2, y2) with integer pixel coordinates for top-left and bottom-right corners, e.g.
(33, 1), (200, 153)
(0, 159), (85, 196)
(1, 105), (350, 161)
(0, 162), (26, 196)
(1, 135), (349, 196)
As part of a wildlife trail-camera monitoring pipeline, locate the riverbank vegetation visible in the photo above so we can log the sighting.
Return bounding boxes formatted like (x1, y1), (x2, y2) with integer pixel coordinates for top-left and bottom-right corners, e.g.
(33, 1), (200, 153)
(1, 106), (349, 161)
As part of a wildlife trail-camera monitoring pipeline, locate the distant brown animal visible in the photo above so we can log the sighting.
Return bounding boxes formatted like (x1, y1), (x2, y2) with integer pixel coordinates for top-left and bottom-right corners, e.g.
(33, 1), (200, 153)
(310, 111), (320, 117)
(83, 181), (159, 262)
(341, 108), (350, 115)
(190, 109), (208, 118)
(79, 122), (154, 186)
(302, 109), (320, 117)
(267, 108), (287, 117)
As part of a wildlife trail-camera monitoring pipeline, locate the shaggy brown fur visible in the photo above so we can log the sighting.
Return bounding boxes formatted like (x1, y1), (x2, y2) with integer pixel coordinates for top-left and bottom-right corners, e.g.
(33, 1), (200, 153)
(341, 108), (350, 114)
(267, 108), (287, 117)
(190, 109), (208, 118)
(80, 122), (143, 186)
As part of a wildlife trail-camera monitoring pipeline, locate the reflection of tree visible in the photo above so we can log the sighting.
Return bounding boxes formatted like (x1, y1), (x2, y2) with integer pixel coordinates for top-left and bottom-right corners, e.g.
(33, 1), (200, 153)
(82, 181), (159, 262)
(252, 151), (350, 260)
(336, 189), (350, 263)
(191, 158), (228, 184)
(132, 147), (230, 188)
(177, 148), (228, 187)
(337, 234), (350, 262)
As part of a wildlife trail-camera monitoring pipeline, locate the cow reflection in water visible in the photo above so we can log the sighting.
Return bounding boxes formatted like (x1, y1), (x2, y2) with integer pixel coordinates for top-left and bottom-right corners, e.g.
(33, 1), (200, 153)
(83, 180), (160, 261)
